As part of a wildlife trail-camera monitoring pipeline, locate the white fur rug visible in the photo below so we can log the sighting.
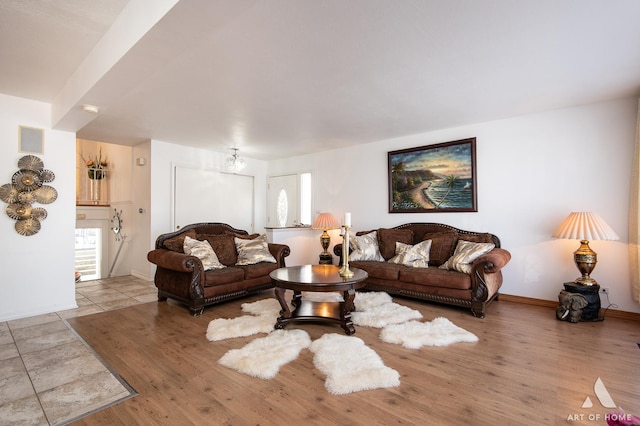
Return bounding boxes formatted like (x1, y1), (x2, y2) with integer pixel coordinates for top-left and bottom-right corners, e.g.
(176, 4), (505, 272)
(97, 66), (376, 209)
(218, 329), (311, 379)
(206, 315), (275, 341)
(351, 292), (423, 328)
(309, 333), (400, 394)
(209, 292), (478, 393)
(206, 299), (281, 341)
(380, 317), (479, 349)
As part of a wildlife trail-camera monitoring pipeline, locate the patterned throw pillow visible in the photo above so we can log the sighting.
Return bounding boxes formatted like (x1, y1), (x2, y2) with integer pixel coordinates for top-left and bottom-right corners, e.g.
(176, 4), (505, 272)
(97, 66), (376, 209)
(348, 231), (385, 262)
(235, 234), (277, 265)
(388, 239), (432, 268)
(183, 236), (225, 270)
(439, 240), (495, 274)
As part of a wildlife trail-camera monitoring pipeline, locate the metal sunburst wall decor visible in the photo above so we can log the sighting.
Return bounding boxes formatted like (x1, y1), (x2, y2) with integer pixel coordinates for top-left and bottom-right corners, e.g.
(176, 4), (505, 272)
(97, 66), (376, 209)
(0, 155), (57, 236)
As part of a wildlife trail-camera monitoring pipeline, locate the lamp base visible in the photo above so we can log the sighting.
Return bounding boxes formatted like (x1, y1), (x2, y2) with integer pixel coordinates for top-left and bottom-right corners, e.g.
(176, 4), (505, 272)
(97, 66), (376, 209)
(573, 240), (598, 286)
(319, 253), (333, 265)
(574, 276), (598, 286)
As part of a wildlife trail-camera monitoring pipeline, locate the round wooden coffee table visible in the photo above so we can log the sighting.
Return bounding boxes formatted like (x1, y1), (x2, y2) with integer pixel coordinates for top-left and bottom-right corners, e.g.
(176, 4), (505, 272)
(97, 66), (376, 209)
(270, 264), (368, 335)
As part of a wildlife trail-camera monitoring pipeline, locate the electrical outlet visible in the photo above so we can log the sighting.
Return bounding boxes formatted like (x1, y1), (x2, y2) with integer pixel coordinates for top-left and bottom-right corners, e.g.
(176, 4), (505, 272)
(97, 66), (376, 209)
(600, 287), (609, 295)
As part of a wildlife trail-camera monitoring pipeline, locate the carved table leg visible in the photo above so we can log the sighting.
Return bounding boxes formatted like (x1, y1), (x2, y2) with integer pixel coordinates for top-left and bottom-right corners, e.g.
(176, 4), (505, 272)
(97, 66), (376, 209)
(291, 290), (302, 308)
(274, 287), (290, 330)
(341, 288), (357, 335)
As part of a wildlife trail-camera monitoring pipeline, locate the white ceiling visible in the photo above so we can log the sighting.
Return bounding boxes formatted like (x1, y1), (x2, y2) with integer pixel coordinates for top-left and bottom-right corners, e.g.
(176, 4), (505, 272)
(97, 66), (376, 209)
(2, 0), (640, 160)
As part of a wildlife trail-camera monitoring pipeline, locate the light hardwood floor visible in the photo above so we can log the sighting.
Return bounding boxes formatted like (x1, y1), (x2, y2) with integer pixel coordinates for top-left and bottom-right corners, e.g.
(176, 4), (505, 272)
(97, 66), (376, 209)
(67, 291), (640, 425)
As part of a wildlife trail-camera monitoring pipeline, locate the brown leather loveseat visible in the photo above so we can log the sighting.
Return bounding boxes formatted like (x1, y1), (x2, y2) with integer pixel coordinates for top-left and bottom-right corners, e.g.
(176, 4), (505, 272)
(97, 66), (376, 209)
(147, 223), (290, 315)
(334, 223), (511, 317)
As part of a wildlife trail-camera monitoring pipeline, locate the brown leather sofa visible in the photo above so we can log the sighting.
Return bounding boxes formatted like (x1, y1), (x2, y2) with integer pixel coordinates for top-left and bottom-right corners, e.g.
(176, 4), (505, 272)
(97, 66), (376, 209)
(147, 223), (290, 316)
(334, 223), (511, 317)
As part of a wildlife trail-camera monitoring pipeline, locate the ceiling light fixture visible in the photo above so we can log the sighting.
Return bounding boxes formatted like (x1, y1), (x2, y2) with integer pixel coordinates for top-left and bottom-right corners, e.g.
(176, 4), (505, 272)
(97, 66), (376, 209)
(226, 148), (246, 173)
(82, 104), (100, 114)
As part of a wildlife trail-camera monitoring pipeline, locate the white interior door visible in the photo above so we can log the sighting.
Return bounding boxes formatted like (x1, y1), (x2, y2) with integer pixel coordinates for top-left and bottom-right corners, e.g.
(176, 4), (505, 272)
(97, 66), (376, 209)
(174, 166), (254, 232)
(268, 174), (298, 227)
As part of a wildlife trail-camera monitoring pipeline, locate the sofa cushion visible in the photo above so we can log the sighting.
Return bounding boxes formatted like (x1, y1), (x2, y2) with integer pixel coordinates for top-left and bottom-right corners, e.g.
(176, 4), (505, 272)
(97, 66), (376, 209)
(197, 234), (237, 266)
(398, 266), (471, 290)
(439, 240), (495, 274)
(235, 234), (277, 265)
(203, 267), (245, 287)
(236, 262), (280, 280)
(423, 230), (458, 266)
(163, 229), (197, 252)
(183, 236), (225, 270)
(377, 228), (414, 260)
(350, 261), (400, 280)
(349, 231), (385, 262)
(388, 240), (432, 268)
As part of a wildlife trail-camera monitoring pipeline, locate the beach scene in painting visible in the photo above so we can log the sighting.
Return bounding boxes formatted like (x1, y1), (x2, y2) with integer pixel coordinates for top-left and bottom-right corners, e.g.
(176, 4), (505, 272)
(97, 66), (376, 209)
(390, 141), (475, 211)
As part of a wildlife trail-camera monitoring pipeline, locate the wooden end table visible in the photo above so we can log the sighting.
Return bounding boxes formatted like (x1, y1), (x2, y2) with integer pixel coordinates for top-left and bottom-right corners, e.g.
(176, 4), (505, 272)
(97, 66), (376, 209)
(270, 265), (368, 335)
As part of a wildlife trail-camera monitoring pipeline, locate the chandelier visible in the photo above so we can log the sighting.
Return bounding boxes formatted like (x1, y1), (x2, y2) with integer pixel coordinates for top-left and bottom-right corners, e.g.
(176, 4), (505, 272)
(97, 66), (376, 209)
(226, 148), (246, 173)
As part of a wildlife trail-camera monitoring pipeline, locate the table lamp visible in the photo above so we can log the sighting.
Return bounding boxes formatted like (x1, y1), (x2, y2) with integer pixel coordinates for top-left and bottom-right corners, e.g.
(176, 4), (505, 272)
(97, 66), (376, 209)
(551, 212), (619, 285)
(311, 213), (341, 264)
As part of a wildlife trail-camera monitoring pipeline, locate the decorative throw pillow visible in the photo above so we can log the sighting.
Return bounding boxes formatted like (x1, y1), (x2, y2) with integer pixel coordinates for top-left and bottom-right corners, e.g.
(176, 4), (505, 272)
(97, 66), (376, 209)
(439, 239), (495, 274)
(163, 229), (197, 252)
(377, 228), (414, 260)
(235, 234), (277, 265)
(183, 236), (225, 270)
(348, 231), (385, 262)
(388, 239), (432, 268)
(423, 230), (458, 266)
(197, 234), (237, 266)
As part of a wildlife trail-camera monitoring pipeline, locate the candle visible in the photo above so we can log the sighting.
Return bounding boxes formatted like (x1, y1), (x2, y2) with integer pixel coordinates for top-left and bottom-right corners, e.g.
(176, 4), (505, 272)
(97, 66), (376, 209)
(344, 212), (351, 227)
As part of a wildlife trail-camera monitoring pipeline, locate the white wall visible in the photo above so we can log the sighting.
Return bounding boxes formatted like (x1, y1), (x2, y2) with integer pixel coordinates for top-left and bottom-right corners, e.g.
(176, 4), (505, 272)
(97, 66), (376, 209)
(268, 98), (640, 314)
(0, 94), (77, 321)
(131, 140), (269, 280)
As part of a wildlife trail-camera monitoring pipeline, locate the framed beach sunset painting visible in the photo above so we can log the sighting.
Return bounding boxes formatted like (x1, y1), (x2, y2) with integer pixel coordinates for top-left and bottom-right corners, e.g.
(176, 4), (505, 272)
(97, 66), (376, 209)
(388, 138), (477, 213)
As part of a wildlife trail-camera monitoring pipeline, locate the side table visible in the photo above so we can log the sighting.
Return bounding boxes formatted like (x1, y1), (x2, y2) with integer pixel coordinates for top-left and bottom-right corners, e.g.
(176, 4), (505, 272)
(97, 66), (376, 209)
(563, 282), (602, 321)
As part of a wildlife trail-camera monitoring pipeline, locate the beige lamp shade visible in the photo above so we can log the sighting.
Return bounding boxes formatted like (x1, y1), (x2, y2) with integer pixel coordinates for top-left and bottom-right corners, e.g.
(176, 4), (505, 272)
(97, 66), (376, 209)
(552, 212), (619, 241)
(311, 213), (341, 264)
(552, 212), (619, 285)
(311, 213), (341, 230)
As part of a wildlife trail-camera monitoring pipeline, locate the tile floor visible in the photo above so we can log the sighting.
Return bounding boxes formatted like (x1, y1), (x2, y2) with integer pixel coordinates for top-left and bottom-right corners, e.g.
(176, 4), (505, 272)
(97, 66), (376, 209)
(0, 275), (157, 425)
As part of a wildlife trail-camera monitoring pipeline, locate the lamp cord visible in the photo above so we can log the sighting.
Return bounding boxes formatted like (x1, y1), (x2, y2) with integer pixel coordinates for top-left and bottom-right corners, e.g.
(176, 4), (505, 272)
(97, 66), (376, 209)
(600, 291), (618, 319)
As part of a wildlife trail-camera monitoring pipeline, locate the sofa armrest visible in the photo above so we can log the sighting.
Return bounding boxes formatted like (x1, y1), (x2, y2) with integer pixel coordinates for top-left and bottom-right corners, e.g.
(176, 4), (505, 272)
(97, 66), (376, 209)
(469, 247), (511, 303)
(472, 248), (511, 273)
(147, 249), (203, 272)
(268, 243), (291, 267)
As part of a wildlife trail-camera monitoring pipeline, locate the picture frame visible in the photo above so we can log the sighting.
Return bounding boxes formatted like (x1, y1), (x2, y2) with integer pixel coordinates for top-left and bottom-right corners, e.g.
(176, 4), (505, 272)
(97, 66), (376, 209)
(388, 138), (477, 213)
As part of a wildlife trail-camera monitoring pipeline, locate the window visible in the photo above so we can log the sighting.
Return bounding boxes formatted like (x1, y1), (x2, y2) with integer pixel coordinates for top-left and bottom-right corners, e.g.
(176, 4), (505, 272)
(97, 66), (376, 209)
(267, 172), (312, 227)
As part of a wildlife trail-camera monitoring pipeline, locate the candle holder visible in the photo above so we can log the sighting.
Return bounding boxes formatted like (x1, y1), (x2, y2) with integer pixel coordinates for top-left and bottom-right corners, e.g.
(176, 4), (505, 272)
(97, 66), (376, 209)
(339, 225), (355, 278)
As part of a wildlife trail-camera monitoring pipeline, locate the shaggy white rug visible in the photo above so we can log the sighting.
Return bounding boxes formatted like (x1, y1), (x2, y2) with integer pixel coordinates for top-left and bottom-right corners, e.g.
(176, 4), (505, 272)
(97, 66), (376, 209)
(380, 317), (479, 349)
(208, 292), (478, 394)
(241, 298), (281, 316)
(218, 329), (311, 379)
(206, 299), (282, 341)
(206, 291), (425, 340)
(206, 314), (276, 341)
(309, 333), (400, 394)
(351, 293), (423, 328)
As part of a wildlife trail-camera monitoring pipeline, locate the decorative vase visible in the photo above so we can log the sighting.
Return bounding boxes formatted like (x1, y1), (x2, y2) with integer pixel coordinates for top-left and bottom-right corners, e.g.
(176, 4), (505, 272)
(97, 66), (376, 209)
(89, 178), (102, 204)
